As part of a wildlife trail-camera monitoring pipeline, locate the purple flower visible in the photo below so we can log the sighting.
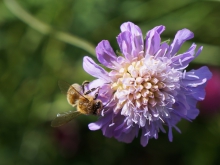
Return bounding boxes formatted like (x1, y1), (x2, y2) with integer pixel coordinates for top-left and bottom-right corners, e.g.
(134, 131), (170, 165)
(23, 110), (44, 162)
(83, 22), (212, 146)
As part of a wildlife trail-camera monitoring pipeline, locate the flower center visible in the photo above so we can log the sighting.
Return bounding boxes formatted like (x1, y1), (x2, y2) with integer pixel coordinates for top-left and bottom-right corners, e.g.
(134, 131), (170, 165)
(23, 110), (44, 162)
(110, 56), (182, 126)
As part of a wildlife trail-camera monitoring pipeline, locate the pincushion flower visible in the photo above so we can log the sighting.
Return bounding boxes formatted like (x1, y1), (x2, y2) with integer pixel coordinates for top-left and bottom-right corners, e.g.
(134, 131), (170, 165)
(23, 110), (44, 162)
(83, 22), (212, 146)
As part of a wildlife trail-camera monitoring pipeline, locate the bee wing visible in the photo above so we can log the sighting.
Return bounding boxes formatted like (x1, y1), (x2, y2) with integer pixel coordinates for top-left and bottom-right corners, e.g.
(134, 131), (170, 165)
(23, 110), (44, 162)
(58, 80), (83, 95)
(51, 111), (81, 127)
(58, 80), (72, 94)
(58, 80), (89, 102)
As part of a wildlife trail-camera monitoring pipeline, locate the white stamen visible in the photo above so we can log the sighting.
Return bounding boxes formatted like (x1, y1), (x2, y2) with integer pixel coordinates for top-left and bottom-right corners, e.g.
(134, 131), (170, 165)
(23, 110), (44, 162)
(110, 56), (182, 127)
(109, 123), (115, 127)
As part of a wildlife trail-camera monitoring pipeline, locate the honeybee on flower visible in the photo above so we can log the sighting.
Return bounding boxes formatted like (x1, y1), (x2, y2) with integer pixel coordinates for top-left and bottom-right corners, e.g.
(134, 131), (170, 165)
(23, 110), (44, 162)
(51, 81), (103, 127)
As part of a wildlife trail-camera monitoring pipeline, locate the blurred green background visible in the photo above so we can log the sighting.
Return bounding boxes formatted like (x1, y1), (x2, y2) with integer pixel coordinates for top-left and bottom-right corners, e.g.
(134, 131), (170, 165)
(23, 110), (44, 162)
(1, 0), (220, 165)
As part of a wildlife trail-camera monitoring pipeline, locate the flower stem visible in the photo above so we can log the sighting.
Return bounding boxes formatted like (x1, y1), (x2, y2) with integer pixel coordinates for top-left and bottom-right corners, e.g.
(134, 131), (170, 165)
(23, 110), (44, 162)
(4, 0), (96, 56)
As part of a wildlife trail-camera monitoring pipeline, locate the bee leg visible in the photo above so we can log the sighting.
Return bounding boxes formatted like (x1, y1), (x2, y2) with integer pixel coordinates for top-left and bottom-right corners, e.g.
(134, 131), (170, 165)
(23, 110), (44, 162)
(82, 81), (90, 93)
(84, 87), (98, 95)
(84, 87), (100, 100)
(93, 88), (100, 100)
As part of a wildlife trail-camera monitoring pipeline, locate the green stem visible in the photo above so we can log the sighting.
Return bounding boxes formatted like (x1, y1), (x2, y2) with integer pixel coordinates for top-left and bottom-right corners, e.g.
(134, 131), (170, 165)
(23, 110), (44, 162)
(4, 0), (96, 56)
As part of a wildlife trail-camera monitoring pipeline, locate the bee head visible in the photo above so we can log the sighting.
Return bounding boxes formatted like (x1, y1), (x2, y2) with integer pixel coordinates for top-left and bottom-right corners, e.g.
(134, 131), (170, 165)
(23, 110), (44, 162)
(93, 100), (103, 115)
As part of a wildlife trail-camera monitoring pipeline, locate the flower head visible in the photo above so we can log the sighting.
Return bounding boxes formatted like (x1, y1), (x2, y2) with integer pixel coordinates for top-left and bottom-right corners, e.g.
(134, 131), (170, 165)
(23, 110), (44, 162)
(83, 22), (212, 146)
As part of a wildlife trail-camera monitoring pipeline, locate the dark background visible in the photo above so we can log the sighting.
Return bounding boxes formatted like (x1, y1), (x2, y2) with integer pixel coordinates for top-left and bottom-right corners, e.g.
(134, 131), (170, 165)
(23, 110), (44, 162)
(1, 0), (220, 165)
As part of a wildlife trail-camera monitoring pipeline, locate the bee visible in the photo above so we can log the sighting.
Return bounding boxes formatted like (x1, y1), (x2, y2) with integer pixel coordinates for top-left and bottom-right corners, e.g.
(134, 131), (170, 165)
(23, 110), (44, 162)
(51, 81), (103, 127)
